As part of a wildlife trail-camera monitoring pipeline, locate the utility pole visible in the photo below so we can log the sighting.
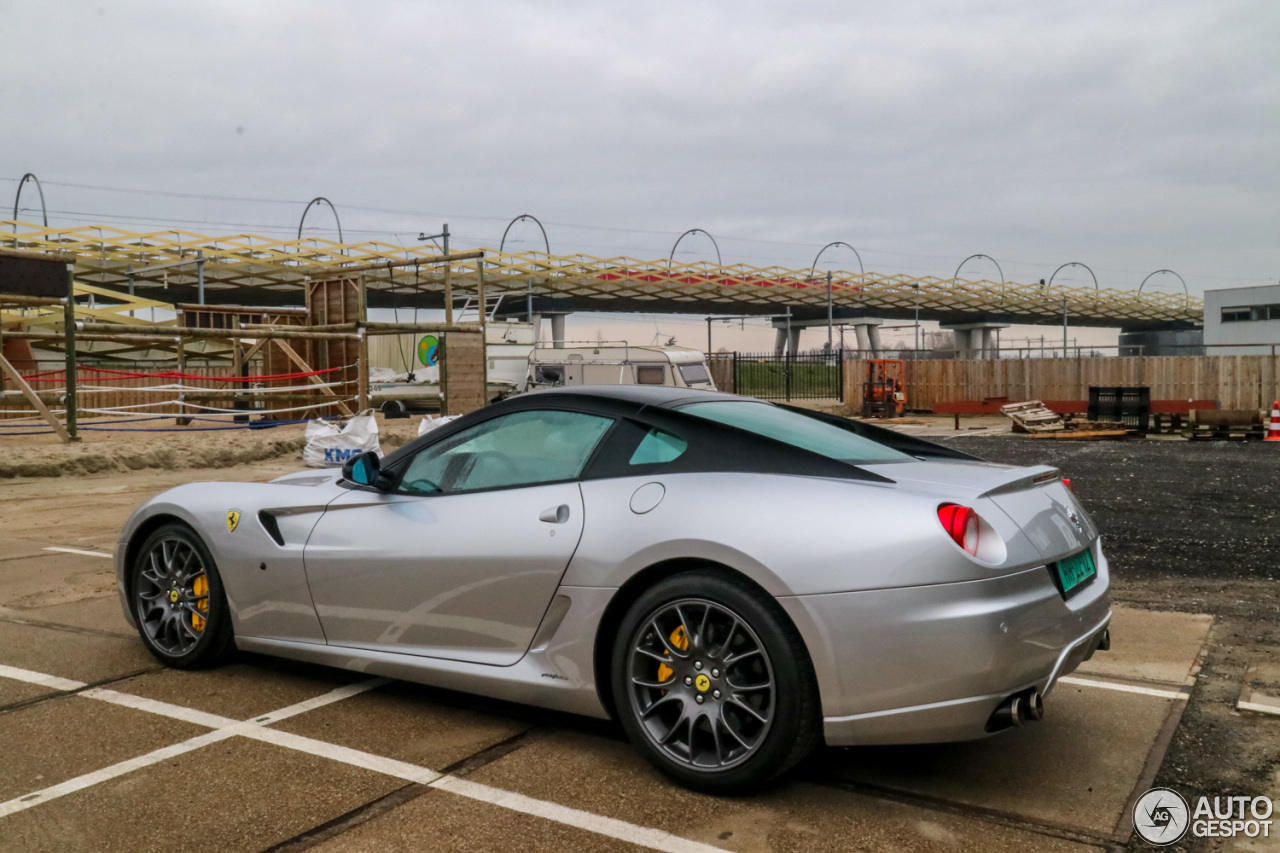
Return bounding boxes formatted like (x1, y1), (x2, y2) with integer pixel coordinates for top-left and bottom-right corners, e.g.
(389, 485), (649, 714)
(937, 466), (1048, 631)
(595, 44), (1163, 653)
(913, 283), (921, 354)
(826, 271), (833, 353)
(1062, 294), (1068, 355)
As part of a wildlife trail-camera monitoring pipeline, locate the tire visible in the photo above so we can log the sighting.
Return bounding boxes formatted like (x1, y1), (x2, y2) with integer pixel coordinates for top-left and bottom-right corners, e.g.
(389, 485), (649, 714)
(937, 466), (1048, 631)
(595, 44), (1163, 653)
(129, 523), (235, 669)
(611, 569), (820, 793)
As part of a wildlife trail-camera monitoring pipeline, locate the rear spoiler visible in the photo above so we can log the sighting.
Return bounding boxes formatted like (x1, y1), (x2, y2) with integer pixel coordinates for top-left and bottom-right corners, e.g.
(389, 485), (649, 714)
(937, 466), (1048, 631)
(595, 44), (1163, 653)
(777, 405), (983, 462)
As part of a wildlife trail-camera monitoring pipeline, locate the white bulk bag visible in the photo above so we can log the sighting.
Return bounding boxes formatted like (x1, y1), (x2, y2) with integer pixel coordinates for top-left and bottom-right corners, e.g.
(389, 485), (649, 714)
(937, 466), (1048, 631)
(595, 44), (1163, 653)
(417, 414), (461, 437)
(303, 410), (381, 468)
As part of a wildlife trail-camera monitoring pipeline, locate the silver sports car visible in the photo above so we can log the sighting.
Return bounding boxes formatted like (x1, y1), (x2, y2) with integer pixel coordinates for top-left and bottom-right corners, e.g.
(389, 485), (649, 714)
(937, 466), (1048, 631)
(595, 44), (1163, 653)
(116, 385), (1111, 792)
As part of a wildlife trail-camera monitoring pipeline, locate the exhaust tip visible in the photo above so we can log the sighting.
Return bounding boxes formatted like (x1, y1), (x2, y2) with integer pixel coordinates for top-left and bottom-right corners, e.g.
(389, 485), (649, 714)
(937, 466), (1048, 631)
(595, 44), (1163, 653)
(1098, 628), (1111, 652)
(1023, 689), (1045, 722)
(987, 695), (1023, 732)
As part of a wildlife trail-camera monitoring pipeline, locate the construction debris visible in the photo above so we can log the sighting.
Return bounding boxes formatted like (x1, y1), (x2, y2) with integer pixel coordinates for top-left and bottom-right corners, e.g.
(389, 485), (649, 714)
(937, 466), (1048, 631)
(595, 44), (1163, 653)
(999, 400), (1065, 433)
(1184, 409), (1265, 441)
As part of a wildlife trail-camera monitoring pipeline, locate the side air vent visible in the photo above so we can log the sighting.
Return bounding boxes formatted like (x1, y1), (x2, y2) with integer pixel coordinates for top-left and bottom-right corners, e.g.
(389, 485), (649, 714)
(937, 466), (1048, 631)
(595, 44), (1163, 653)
(258, 511), (286, 546)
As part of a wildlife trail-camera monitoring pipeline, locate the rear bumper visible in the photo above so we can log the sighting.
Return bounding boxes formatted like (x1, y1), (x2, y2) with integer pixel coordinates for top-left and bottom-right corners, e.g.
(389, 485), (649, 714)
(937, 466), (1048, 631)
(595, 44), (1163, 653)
(778, 542), (1112, 746)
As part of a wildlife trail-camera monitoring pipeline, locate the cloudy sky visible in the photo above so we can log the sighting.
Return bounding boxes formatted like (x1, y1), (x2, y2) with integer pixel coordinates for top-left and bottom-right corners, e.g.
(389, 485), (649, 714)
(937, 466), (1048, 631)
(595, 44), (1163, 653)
(2, 1), (1277, 350)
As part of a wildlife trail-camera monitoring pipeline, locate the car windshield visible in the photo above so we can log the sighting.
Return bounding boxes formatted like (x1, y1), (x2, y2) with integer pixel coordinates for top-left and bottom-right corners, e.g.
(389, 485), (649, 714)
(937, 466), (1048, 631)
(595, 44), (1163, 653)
(678, 401), (911, 464)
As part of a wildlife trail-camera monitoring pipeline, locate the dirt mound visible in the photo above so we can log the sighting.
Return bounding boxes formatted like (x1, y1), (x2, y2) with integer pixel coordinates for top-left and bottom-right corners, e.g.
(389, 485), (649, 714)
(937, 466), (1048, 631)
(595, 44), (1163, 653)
(0, 417), (421, 479)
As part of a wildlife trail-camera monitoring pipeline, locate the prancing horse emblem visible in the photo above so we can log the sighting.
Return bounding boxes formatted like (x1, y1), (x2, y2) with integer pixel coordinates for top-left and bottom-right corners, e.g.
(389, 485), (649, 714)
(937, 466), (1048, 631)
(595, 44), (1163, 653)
(226, 510), (241, 533)
(1066, 509), (1083, 532)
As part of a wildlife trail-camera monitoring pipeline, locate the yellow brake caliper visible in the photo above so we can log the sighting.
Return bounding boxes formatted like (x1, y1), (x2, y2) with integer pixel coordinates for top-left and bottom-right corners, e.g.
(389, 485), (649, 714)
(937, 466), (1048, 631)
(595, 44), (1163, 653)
(656, 625), (689, 684)
(191, 576), (209, 632)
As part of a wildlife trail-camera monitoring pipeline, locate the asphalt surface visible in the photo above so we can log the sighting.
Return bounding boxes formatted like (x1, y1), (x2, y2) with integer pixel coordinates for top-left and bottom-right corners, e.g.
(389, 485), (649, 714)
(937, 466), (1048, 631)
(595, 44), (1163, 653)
(949, 434), (1280, 853)
(949, 436), (1280, 583)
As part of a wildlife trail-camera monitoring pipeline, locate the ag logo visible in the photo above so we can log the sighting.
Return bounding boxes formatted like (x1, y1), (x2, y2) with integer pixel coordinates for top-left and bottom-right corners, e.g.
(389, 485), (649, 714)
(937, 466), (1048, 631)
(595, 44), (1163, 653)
(226, 510), (241, 533)
(1134, 787), (1189, 845)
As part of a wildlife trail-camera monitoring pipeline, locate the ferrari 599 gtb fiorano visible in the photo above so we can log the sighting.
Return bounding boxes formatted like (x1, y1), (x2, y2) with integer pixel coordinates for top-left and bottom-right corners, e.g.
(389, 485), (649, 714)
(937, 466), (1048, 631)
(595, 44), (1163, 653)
(117, 386), (1110, 792)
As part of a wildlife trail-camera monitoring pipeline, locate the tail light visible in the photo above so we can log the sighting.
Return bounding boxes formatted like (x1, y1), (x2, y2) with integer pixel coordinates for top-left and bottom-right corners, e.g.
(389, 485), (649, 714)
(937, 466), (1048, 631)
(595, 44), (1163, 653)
(1062, 477), (1074, 492)
(938, 504), (980, 555)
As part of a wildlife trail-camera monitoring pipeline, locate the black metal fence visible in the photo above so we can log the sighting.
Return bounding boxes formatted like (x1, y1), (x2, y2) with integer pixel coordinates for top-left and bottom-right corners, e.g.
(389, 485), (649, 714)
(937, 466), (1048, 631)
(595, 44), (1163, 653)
(722, 352), (844, 401)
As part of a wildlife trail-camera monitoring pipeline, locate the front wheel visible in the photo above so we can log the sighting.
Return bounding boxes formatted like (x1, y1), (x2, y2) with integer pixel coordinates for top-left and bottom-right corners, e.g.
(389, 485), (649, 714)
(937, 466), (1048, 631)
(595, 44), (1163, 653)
(611, 570), (820, 793)
(130, 523), (235, 668)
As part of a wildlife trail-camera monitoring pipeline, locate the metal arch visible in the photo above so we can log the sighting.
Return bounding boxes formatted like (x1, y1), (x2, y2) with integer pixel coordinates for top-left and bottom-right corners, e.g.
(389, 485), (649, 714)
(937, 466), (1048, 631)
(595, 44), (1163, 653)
(1047, 262), (1098, 290)
(499, 214), (550, 255)
(1138, 269), (1188, 297)
(668, 228), (722, 270)
(954, 254), (1004, 282)
(297, 197), (343, 243)
(12, 173), (48, 230)
(810, 241), (864, 279)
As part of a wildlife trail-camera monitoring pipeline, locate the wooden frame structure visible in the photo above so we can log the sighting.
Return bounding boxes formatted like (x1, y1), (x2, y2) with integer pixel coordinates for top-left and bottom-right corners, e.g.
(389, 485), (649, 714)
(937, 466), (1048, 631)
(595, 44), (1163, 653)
(0, 250), (490, 435)
(3, 221), (1200, 327)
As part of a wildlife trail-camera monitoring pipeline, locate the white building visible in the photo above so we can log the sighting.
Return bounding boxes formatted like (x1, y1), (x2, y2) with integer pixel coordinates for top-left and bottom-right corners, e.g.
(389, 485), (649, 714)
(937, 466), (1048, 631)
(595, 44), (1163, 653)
(1203, 284), (1280, 355)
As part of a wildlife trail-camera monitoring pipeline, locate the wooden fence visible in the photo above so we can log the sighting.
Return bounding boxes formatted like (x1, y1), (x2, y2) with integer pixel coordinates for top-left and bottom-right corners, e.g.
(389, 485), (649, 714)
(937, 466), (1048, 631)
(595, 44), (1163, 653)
(842, 355), (1280, 412)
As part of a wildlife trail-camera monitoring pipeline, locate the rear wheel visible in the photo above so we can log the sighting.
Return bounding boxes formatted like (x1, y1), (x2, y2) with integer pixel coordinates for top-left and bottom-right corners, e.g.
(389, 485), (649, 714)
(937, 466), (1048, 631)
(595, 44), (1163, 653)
(611, 570), (820, 793)
(130, 523), (235, 668)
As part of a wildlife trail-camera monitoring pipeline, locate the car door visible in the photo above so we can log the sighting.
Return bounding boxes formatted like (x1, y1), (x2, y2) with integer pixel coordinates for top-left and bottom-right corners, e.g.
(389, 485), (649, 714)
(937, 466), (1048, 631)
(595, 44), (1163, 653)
(302, 408), (614, 665)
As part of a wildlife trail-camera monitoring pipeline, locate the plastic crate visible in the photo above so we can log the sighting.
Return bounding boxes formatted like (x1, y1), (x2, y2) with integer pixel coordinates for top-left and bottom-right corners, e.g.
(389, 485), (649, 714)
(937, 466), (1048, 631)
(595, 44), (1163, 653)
(1088, 386), (1150, 431)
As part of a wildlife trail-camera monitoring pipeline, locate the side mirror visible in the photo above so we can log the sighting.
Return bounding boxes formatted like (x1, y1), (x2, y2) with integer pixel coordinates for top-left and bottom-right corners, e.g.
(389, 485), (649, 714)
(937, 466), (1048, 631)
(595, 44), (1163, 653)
(342, 450), (384, 488)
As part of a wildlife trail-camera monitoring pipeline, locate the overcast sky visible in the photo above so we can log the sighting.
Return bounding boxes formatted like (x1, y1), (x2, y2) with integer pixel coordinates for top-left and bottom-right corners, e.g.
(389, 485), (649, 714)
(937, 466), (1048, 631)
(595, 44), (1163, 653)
(3, 1), (1277, 350)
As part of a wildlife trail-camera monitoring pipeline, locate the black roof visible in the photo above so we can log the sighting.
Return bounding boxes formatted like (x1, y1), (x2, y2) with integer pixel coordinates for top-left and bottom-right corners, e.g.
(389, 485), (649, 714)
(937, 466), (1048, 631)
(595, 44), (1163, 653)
(380, 384), (978, 480)
(515, 384), (738, 408)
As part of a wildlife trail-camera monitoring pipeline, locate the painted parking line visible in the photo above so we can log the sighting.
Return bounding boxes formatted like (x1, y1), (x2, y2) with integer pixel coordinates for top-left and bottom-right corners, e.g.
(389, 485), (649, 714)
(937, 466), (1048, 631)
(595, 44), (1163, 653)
(1237, 699), (1280, 717)
(1057, 675), (1188, 701)
(0, 730), (239, 818)
(0, 664), (722, 853)
(0, 663), (87, 692)
(42, 546), (114, 559)
(430, 775), (721, 853)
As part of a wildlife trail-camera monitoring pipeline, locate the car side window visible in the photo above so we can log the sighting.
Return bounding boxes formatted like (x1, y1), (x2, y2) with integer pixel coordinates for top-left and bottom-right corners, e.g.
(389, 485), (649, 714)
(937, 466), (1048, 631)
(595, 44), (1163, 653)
(398, 409), (614, 495)
(629, 428), (687, 465)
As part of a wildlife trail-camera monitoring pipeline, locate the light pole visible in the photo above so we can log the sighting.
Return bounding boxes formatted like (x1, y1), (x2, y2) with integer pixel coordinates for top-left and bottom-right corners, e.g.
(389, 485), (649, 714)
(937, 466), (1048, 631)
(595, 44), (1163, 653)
(667, 229), (722, 269)
(953, 253), (1004, 283)
(1138, 270), (1189, 303)
(11, 173), (48, 231)
(297, 197), (343, 244)
(499, 214), (550, 322)
(809, 242), (862, 353)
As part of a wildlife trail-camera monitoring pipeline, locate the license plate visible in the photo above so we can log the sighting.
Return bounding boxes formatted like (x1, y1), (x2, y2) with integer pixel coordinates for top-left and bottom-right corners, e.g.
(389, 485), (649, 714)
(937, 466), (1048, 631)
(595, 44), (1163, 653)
(1053, 549), (1097, 598)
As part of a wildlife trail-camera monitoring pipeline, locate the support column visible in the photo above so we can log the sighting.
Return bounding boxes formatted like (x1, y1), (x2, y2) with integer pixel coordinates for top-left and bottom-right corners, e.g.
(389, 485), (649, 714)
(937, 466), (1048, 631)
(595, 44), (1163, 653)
(774, 327), (788, 357)
(866, 325), (883, 357)
(979, 327), (996, 359)
(550, 314), (567, 349)
(854, 325), (871, 354)
(941, 321), (1009, 361)
(530, 313), (542, 345)
(787, 326), (801, 355)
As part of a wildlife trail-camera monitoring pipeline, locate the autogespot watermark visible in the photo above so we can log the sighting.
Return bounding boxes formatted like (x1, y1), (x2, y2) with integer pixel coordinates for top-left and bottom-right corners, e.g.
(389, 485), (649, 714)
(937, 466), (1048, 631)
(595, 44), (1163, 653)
(1133, 787), (1274, 846)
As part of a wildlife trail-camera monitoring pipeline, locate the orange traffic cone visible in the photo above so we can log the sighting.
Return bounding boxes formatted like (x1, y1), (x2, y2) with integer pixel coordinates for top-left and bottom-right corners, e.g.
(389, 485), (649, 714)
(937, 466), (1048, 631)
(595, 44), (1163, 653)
(1267, 401), (1280, 442)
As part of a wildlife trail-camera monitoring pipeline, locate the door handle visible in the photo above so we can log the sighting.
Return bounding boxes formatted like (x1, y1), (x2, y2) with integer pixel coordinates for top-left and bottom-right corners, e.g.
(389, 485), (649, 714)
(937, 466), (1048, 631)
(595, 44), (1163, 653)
(539, 504), (570, 524)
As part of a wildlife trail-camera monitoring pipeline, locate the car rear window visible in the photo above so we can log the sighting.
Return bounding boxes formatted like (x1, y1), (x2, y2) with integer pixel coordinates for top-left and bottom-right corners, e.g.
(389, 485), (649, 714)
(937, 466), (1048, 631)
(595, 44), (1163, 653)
(678, 401), (910, 464)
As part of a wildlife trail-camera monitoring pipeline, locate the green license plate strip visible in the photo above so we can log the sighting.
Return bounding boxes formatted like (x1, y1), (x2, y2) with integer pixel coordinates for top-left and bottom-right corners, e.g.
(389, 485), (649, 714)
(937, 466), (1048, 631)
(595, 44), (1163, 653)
(1053, 549), (1097, 597)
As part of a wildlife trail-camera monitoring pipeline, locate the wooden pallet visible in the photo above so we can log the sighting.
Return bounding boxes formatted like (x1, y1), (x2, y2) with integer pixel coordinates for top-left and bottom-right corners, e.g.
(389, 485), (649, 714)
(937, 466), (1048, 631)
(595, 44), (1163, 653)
(999, 400), (1064, 433)
(1183, 424), (1265, 441)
